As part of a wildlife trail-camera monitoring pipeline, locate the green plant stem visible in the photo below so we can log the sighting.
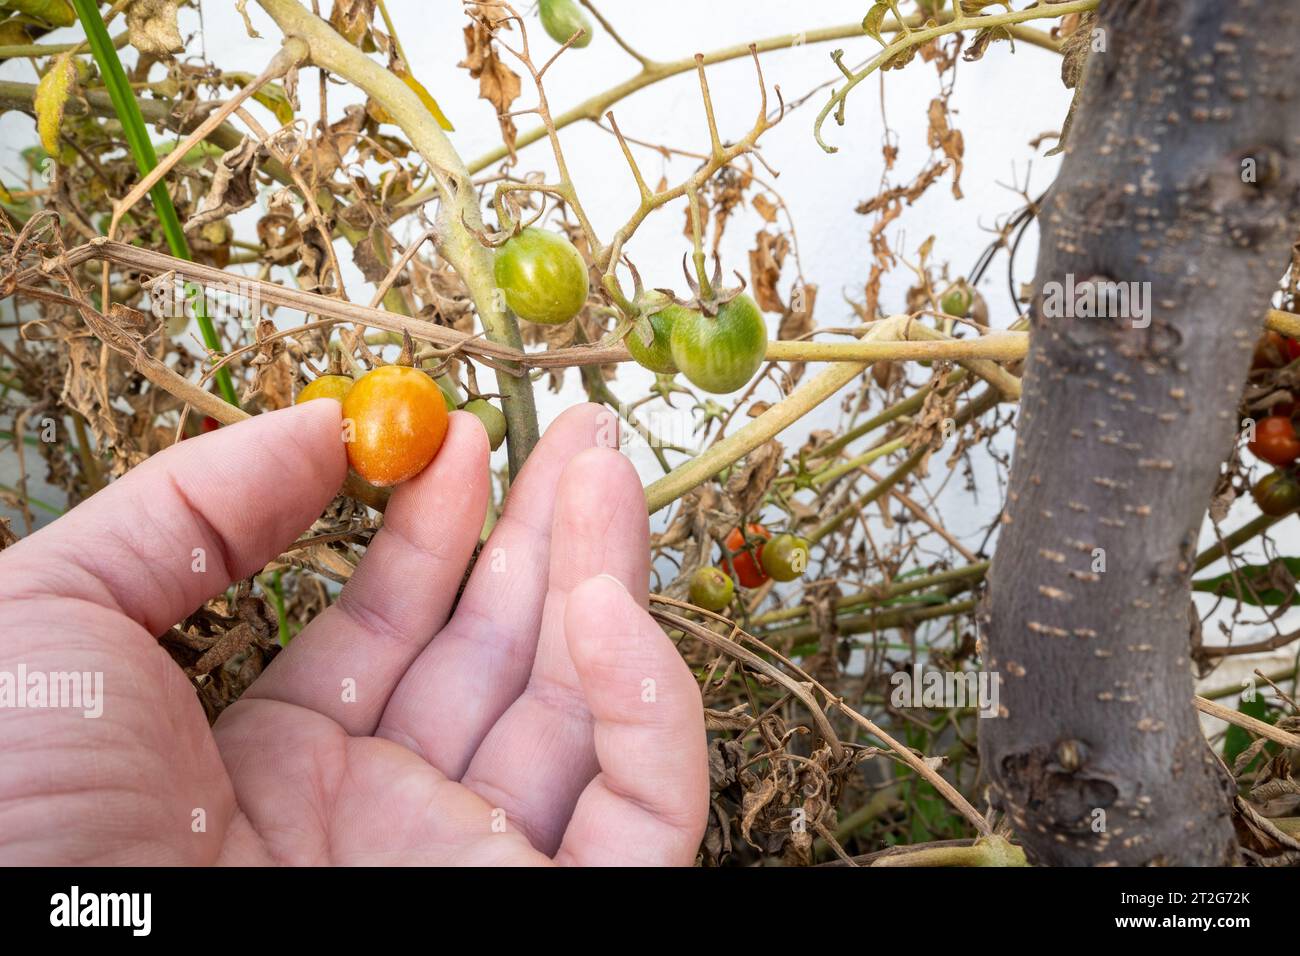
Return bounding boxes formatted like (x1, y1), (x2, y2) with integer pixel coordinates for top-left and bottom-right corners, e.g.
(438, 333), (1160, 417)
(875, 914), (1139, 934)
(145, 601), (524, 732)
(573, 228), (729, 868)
(809, 385), (1001, 542)
(758, 598), (977, 646)
(1194, 513), (1285, 572)
(751, 561), (990, 627)
(0, 80), (294, 185)
(264, 571), (291, 646)
(645, 315), (912, 514)
(458, 14), (1062, 176)
(815, 0), (1097, 152)
(71, 0), (240, 407)
(869, 836), (1027, 867)
(0, 482), (63, 516)
(254, 0), (539, 476)
(0, 30), (128, 59)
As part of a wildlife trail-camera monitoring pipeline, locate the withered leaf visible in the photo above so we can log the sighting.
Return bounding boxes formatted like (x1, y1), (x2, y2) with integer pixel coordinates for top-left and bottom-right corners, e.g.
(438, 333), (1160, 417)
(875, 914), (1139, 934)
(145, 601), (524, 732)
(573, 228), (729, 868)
(751, 193), (778, 224)
(328, 0), (376, 47)
(458, 14), (521, 155)
(926, 98), (964, 199)
(725, 440), (783, 516)
(185, 138), (265, 233)
(748, 229), (789, 314)
(127, 0), (184, 56)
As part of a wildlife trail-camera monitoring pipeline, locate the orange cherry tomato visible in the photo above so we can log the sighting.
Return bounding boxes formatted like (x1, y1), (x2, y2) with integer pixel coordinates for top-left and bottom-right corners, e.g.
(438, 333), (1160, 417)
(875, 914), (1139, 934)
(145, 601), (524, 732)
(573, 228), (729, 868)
(341, 365), (449, 487)
(1249, 415), (1300, 467)
(721, 523), (771, 589)
(296, 374), (354, 404)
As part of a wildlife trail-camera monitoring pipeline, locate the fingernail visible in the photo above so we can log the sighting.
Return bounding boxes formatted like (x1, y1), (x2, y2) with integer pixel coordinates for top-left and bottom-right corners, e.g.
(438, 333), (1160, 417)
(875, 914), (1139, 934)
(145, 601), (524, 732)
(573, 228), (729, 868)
(596, 573), (628, 594)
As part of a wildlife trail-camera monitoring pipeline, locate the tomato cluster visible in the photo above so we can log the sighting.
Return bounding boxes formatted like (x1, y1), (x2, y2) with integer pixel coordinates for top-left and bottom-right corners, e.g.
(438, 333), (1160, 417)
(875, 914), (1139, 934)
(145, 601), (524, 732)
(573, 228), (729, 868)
(693, 524), (811, 609)
(1245, 329), (1300, 517)
(492, 224), (769, 394)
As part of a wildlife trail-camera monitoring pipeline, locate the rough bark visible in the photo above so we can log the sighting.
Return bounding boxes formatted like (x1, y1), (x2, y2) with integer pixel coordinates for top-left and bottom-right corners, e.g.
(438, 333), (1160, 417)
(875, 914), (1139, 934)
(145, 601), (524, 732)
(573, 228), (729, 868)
(980, 0), (1300, 866)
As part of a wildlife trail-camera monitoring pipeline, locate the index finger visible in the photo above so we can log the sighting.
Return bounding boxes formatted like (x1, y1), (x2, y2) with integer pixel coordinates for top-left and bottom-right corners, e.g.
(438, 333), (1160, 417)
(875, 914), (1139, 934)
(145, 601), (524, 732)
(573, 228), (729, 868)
(0, 401), (347, 635)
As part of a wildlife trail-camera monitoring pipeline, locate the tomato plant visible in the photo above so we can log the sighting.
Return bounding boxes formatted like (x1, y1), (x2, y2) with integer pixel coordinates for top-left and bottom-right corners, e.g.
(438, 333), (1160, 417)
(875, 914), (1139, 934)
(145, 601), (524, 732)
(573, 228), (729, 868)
(538, 0), (592, 48)
(689, 566), (734, 611)
(669, 294), (767, 394)
(493, 227), (589, 325)
(721, 523), (771, 589)
(761, 533), (810, 582)
(295, 374), (354, 405)
(341, 365), (449, 486)
(1248, 414), (1300, 466)
(625, 306), (681, 375)
(1251, 470), (1300, 516)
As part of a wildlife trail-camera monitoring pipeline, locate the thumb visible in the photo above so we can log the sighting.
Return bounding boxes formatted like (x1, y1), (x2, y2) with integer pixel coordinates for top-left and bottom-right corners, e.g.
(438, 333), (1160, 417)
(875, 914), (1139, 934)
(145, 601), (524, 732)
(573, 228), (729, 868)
(0, 400), (347, 635)
(554, 574), (709, 866)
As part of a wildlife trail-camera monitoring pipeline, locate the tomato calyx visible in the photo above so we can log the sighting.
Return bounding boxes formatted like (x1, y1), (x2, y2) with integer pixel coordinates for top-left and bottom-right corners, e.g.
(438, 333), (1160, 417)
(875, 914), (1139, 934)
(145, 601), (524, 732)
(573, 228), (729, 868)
(679, 250), (750, 319)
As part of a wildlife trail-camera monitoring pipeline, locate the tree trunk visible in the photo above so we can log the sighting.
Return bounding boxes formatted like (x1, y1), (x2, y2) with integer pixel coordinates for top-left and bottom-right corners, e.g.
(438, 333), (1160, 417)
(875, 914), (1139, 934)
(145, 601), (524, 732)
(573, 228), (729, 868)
(979, 0), (1300, 866)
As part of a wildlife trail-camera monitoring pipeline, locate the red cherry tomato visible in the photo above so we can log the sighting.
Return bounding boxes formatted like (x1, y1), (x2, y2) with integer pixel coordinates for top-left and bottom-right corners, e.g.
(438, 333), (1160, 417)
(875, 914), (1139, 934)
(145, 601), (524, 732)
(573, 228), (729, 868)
(721, 524), (771, 589)
(1249, 415), (1300, 466)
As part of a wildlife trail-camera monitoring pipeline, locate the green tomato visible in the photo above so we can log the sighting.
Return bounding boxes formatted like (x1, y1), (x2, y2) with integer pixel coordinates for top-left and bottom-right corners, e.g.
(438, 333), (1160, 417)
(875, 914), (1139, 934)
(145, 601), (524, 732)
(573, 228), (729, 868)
(625, 306), (683, 375)
(464, 398), (508, 451)
(494, 227), (589, 325)
(669, 293), (767, 395)
(689, 566), (734, 612)
(1251, 470), (1300, 517)
(760, 534), (810, 582)
(539, 0), (593, 47)
(940, 283), (972, 317)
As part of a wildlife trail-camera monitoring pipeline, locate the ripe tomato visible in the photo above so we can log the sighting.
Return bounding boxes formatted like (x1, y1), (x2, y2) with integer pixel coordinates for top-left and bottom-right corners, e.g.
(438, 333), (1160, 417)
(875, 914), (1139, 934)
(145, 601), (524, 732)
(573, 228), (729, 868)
(625, 306), (681, 375)
(539, 0), (592, 47)
(463, 398), (507, 450)
(721, 523), (771, 589)
(1251, 470), (1300, 516)
(494, 227), (589, 325)
(761, 533), (810, 582)
(1248, 415), (1300, 466)
(669, 293), (767, 394)
(295, 374), (353, 405)
(689, 566), (734, 612)
(341, 365), (449, 487)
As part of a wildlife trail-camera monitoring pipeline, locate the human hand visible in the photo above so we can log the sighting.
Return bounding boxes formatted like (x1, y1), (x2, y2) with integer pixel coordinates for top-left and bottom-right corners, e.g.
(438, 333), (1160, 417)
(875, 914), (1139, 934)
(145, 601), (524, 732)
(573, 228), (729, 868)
(0, 401), (707, 865)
